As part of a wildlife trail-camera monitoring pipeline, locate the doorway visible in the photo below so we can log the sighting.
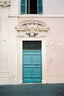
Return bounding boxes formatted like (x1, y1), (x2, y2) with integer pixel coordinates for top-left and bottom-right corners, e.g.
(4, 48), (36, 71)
(22, 41), (42, 83)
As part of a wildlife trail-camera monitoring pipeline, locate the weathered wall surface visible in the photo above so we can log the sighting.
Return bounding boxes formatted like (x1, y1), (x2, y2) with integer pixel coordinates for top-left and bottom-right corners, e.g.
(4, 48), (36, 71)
(0, 0), (18, 84)
(0, 7), (10, 84)
(0, 0), (64, 84)
(18, 17), (64, 83)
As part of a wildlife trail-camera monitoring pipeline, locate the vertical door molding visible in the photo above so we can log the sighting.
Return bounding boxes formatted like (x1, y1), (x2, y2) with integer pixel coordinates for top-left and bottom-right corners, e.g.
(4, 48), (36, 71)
(42, 40), (48, 83)
(17, 38), (23, 83)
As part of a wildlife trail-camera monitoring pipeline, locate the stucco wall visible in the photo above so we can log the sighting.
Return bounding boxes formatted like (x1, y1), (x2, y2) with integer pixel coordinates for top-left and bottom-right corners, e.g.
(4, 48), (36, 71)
(0, 0), (64, 84)
(18, 17), (64, 83)
(0, 3), (18, 84)
(43, 0), (64, 15)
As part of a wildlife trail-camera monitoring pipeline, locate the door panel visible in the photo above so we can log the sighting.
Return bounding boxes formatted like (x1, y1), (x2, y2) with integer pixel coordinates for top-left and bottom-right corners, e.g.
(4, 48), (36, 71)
(23, 78), (32, 83)
(33, 55), (41, 64)
(23, 68), (32, 77)
(23, 55), (32, 64)
(32, 78), (41, 83)
(32, 68), (41, 77)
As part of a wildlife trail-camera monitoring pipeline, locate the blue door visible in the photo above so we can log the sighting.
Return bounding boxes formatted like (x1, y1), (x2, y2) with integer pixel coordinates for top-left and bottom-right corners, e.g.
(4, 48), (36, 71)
(23, 41), (42, 83)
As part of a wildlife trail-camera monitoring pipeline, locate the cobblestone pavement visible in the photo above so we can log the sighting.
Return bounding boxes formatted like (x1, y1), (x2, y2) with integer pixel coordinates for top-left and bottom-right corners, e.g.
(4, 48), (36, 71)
(0, 84), (64, 96)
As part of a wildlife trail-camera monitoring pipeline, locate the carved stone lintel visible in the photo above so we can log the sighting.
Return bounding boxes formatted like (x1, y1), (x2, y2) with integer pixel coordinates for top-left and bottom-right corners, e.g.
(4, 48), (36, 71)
(16, 20), (49, 33)
(16, 20), (49, 37)
(0, 0), (11, 7)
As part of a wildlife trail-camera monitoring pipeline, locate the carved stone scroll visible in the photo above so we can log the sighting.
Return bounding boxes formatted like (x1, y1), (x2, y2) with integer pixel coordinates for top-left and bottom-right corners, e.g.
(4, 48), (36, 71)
(0, 0), (11, 7)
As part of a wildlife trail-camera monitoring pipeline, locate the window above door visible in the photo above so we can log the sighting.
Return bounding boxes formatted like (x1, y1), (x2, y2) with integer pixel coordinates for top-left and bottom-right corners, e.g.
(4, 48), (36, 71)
(23, 41), (41, 50)
(20, 0), (43, 14)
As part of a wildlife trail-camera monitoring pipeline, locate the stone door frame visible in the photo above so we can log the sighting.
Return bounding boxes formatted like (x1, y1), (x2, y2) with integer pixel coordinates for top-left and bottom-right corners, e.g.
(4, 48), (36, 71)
(17, 37), (47, 84)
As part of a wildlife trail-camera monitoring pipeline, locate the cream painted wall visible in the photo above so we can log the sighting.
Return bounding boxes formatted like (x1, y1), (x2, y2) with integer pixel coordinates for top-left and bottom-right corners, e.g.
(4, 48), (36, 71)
(9, 0), (18, 16)
(8, 17), (18, 84)
(43, 0), (64, 15)
(0, 7), (10, 84)
(18, 17), (64, 83)
(0, 0), (18, 84)
(0, 0), (64, 84)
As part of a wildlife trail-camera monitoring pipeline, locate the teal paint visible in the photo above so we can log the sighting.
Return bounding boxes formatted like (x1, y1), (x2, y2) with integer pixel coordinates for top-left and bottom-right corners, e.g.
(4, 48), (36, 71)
(37, 0), (43, 14)
(21, 0), (26, 14)
(23, 50), (42, 83)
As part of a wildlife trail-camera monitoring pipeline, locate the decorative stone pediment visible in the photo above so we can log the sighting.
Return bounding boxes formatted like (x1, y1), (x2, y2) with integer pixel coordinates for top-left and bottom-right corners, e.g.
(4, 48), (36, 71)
(0, 0), (11, 7)
(16, 20), (49, 37)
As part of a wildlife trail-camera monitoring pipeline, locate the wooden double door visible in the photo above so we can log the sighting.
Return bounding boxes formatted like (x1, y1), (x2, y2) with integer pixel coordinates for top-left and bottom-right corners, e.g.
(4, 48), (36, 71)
(23, 41), (42, 83)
